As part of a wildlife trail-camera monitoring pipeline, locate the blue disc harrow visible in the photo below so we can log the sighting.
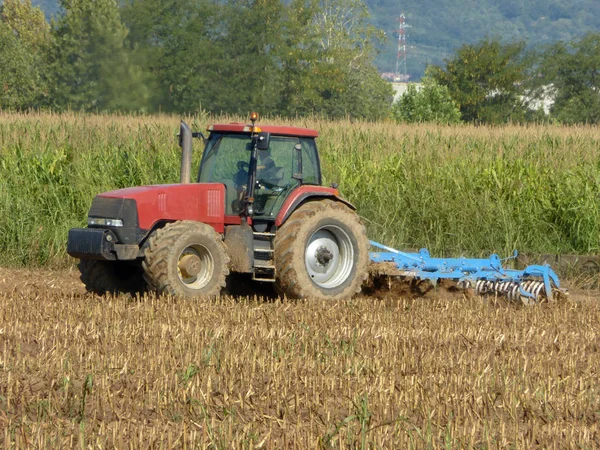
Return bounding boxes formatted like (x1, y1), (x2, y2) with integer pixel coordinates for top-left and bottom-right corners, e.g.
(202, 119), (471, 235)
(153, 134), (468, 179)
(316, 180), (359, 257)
(369, 241), (564, 304)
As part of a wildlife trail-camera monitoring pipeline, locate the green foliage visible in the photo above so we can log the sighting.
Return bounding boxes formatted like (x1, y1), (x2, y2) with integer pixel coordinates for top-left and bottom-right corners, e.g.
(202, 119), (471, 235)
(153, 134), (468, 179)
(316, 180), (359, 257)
(121, 0), (392, 119)
(299, 0), (393, 119)
(200, 0), (285, 115)
(429, 39), (528, 124)
(47, 0), (153, 112)
(0, 114), (183, 265)
(6, 0), (600, 121)
(0, 24), (38, 109)
(392, 80), (461, 124)
(34, 0), (600, 81)
(321, 123), (600, 257)
(537, 33), (600, 124)
(2, 0), (50, 49)
(119, 0), (195, 112)
(0, 0), (50, 109)
(2, 113), (600, 267)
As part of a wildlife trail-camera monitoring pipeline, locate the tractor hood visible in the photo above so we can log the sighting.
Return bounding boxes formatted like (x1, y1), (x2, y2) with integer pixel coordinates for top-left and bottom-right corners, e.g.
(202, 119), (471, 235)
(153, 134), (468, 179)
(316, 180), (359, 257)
(94, 183), (226, 233)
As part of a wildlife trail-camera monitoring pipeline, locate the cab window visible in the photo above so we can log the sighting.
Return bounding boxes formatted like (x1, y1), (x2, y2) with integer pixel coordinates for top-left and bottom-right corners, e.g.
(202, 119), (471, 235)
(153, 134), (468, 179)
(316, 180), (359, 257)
(299, 138), (321, 185)
(198, 133), (250, 183)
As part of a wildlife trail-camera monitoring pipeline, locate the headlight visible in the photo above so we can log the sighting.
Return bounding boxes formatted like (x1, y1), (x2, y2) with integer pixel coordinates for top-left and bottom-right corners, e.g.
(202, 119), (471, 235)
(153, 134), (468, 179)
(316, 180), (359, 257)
(88, 217), (124, 227)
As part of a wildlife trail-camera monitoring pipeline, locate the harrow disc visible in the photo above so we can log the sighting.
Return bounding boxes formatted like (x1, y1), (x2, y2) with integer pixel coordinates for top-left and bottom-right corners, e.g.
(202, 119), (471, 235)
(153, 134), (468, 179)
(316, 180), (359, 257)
(475, 279), (547, 304)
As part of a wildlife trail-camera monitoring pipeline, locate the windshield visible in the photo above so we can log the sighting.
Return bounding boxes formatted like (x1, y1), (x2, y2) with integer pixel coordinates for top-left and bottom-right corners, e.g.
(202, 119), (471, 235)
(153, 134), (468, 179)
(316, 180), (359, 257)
(198, 132), (319, 217)
(198, 133), (251, 184)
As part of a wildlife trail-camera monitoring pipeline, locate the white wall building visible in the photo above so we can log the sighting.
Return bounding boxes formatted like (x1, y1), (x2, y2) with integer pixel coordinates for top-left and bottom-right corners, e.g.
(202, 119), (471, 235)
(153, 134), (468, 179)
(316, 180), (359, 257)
(391, 82), (422, 102)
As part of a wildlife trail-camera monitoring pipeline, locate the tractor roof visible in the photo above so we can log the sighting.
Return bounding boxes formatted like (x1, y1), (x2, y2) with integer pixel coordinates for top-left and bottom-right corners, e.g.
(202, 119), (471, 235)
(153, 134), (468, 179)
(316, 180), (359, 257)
(208, 123), (319, 138)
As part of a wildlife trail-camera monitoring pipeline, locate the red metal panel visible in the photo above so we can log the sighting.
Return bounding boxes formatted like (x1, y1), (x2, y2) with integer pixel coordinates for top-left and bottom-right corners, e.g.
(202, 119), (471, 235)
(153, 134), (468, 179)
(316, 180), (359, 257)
(158, 192), (166, 212)
(222, 216), (254, 226)
(224, 215), (242, 225)
(206, 188), (221, 218)
(275, 186), (341, 227)
(99, 183), (226, 233)
(209, 123), (319, 138)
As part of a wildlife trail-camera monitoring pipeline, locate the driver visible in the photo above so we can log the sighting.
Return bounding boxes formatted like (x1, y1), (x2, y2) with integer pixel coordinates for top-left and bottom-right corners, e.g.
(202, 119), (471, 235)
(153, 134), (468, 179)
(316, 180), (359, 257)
(233, 161), (248, 190)
(232, 161), (249, 213)
(256, 149), (281, 186)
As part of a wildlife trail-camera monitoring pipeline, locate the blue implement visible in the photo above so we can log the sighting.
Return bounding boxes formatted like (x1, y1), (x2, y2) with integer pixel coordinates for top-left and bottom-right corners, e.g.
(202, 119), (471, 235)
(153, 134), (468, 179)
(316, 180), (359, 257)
(369, 241), (562, 303)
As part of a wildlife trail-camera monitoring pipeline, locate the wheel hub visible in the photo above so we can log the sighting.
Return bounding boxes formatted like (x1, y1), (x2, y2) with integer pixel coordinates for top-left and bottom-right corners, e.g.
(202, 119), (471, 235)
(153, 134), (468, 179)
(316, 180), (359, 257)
(315, 246), (334, 266)
(177, 245), (214, 289)
(179, 254), (201, 278)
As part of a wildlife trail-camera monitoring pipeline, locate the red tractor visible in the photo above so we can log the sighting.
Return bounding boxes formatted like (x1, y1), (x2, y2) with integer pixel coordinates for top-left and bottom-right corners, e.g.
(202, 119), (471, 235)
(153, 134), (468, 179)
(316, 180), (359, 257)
(67, 113), (369, 300)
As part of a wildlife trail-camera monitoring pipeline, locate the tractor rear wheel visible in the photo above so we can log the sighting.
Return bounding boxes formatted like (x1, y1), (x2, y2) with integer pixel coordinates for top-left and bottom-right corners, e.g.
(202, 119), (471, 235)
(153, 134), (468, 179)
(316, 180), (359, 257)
(78, 259), (146, 295)
(273, 199), (369, 300)
(143, 221), (229, 298)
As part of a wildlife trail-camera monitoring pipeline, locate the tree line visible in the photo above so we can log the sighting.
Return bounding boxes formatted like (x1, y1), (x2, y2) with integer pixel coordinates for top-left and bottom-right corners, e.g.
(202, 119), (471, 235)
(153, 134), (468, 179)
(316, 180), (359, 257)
(1, 0), (599, 124)
(395, 35), (600, 125)
(0, 0), (393, 119)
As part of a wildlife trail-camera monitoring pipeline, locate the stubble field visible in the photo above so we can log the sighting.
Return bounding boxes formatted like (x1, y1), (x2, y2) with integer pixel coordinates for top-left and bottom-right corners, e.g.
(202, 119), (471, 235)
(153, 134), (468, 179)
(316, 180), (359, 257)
(1, 268), (599, 448)
(1, 112), (600, 448)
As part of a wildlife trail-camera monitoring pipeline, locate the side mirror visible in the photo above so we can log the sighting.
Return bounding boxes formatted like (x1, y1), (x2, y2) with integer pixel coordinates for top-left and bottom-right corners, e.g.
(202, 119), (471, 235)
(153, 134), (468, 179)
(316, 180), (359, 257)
(256, 131), (270, 150)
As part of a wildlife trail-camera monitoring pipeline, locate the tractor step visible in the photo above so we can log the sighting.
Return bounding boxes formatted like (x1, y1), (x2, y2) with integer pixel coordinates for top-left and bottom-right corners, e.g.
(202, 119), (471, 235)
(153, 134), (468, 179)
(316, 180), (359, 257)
(252, 232), (276, 282)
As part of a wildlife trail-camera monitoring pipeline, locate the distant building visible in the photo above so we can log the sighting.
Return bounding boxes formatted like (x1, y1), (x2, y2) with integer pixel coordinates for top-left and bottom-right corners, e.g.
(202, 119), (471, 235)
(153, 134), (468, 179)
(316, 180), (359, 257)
(391, 82), (423, 102)
(522, 85), (556, 115)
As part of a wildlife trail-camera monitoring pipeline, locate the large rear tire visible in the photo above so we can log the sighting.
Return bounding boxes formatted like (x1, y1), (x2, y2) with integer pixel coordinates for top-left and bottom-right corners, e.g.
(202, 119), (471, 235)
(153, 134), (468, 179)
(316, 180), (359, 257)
(78, 259), (146, 295)
(273, 200), (369, 300)
(143, 221), (229, 298)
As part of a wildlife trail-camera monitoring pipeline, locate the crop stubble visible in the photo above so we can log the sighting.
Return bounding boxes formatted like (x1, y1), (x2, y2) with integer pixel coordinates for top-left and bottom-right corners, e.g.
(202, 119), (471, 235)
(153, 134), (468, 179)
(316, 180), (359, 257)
(0, 268), (599, 448)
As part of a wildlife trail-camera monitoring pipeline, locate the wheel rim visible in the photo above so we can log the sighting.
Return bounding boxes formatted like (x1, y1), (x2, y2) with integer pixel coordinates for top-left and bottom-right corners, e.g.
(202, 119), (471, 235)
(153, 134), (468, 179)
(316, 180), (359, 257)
(305, 226), (354, 289)
(177, 244), (214, 290)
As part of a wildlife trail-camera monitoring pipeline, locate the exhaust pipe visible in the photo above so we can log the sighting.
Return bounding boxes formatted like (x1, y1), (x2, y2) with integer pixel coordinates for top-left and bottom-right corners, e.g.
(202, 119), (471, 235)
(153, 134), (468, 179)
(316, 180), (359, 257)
(179, 121), (192, 184)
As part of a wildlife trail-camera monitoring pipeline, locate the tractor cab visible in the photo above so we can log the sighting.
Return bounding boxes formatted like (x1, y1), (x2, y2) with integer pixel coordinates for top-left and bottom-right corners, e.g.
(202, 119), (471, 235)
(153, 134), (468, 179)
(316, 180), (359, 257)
(198, 129), (321, 218)
(192, 115), (322, 222)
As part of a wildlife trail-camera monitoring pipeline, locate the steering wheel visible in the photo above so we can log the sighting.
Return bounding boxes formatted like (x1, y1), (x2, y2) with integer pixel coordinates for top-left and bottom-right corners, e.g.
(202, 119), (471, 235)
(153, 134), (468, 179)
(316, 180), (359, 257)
(237, 161), (250, 171)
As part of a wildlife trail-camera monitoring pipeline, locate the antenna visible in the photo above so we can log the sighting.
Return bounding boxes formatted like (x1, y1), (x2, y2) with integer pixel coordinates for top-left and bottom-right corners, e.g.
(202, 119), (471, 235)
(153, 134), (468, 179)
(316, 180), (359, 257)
(395, 13), (411, 81)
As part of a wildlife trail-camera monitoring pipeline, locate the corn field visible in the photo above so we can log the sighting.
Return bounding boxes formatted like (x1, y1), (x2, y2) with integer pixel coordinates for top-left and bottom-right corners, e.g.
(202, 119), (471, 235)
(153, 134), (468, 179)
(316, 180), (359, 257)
(1, 112), (600, 267)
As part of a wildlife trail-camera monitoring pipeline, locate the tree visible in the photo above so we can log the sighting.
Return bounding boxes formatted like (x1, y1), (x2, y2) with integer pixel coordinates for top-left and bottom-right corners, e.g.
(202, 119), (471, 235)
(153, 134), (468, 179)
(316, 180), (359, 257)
(0, 0), (50, 109)
(392, 78), (461, 124)
(274, 0), (324, 116)
(48, 0), (153, 112)
(203, 0), (286, 114)
(302, 0), (393, 119)
(0, 23), (38, 109)
(122, 0), (284, 114)
(1, 0), (50, 49)
(538, 33), (600, 124)
(122, 0), (218, 113)
(121, 0), (392, 119)
(429, 38), (528, 124)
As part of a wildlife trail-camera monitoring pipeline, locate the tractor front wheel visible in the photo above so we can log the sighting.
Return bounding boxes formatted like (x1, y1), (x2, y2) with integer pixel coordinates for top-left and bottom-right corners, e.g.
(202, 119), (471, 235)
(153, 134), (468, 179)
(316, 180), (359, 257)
(274, 200), (369, 300)
(143, 221), (229, 298)
(78, 259), (146, 295)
